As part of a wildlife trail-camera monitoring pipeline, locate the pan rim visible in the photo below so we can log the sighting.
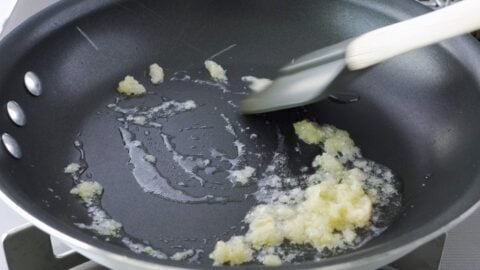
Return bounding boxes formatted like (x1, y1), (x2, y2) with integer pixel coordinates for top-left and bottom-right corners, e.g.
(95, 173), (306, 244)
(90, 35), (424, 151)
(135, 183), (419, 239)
(2, 185), (480, 269)
(1, 0), (480, 269)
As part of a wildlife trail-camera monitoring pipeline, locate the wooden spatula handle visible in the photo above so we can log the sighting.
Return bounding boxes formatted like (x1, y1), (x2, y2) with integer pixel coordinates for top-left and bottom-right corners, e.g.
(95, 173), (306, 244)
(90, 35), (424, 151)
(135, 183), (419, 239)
(346, 0), (480, 71)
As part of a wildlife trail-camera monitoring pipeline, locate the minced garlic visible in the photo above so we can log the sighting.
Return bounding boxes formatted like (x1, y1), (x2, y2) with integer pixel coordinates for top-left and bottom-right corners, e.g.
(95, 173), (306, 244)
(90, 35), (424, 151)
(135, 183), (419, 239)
(241, 76), (272, 92)
(117, 75), (146, 96)
(209, 236), (253, 266)
(64, 163), (81, 174)
(70, 181), (103, 203)
(228, 166), (256, 185)
(262, 254), (282, 267)
(171, 249), (194, 261)
(204, 60), (227, 82)
(149, 63), (165, 84)
(209, 120), (393, 266)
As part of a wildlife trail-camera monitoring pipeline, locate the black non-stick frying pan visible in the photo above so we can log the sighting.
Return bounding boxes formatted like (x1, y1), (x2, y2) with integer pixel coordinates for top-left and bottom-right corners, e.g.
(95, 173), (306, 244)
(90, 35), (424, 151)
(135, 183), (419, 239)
(1, 0), (480, 269)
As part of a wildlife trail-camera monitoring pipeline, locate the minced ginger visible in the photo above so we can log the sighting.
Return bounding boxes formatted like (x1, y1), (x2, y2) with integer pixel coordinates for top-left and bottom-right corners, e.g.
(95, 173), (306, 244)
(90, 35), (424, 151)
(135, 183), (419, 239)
(210, 120), (377, 266)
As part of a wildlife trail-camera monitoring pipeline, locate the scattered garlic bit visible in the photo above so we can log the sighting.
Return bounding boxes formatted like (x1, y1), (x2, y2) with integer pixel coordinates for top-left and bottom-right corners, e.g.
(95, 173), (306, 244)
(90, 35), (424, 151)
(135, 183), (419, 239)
(76, 208), (122, 237)
(132, 140), (142, 147)
(143, 246), (155, 254)
(262, 254), (282, 267)
(204, 60), (227, 82)
(122, 237), (168, 259)
(71, 183), (122, 237)
(143, 154), (156, 164)
(180, 100), (197, 110)
(117, 75), (146, 96)
(241, 76), (273, 92)
(64, 163), (81, 174)
(228, 166), (256, 185)
(142, 246), (168, 259)
(70, 181), (103, 203)
(149, 63), (165, 84)
(126, 115), (147, 125)
(294, 119), (359, 162)
(91, 219), (122, 237)
(209, 236), (253, 266)
(312, 153), (344, 175)
(170, 249), (194, 261)
(293, 120), (331, 145)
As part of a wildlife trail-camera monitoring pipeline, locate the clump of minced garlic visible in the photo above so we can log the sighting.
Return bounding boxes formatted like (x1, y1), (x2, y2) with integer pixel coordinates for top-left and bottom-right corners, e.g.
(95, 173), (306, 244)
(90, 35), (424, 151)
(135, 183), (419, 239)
(210, 120), (381, 266)
(70, 181), (103, 203)
(149, 63), (165, 84)
(117, 63), (164, 97)
(117, 75), (146, 96)
(228, 166), (256, 186)
(204, 60), (227, 82)
(64, 163), (81, 174)
(241, 76), (272, 92)
(70, 180), (123, 237)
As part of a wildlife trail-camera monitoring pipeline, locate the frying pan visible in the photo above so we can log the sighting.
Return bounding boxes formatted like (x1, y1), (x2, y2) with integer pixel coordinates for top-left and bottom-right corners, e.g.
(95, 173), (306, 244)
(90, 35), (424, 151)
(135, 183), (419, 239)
(1, 0), (480, 269)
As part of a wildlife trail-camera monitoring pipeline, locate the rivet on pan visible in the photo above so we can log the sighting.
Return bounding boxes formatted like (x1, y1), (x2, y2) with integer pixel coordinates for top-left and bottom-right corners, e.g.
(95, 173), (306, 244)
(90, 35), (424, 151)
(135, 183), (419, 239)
(1, 133), (22, 159)
(6, 101), (26, 126)
(24, 71), (42, 96)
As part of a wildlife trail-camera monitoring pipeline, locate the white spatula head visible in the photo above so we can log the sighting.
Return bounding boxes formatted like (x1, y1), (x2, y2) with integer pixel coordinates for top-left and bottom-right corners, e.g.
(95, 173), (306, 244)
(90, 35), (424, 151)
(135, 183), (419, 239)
(240, 41), (348, 114)
(240, 59), (346, 114)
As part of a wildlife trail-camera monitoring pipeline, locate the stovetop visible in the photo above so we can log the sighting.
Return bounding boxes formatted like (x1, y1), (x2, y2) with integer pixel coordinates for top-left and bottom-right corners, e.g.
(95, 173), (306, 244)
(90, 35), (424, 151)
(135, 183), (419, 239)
(1, 1), (480, 269)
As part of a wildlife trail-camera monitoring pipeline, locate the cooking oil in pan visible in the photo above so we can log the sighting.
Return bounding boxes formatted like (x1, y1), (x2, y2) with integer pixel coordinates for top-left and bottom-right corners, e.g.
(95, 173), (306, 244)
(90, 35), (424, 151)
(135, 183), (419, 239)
(121, 237), (168, 260)
(64, 66), (402, 266)
(107, 98), (196, 127)
(109, 88), (257, 193)
(68, 140), (88, 182)
(109, 94), (254, 203)
(119, 127), (225, 203)
(209, 121), (402, 266)
(66, 138), (212, 263)
(66, 141), (124, 237)
(160, 133), (210, 186)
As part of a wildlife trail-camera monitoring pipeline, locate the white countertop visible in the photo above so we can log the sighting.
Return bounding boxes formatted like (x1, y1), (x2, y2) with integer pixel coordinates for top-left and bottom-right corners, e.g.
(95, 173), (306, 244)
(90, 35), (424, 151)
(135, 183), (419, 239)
(0, 0), (16, 34)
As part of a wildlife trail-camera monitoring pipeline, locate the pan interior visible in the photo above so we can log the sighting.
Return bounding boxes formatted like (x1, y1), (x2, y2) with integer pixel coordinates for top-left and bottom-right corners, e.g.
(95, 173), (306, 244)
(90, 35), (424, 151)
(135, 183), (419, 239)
(1, 0), (480, 268)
